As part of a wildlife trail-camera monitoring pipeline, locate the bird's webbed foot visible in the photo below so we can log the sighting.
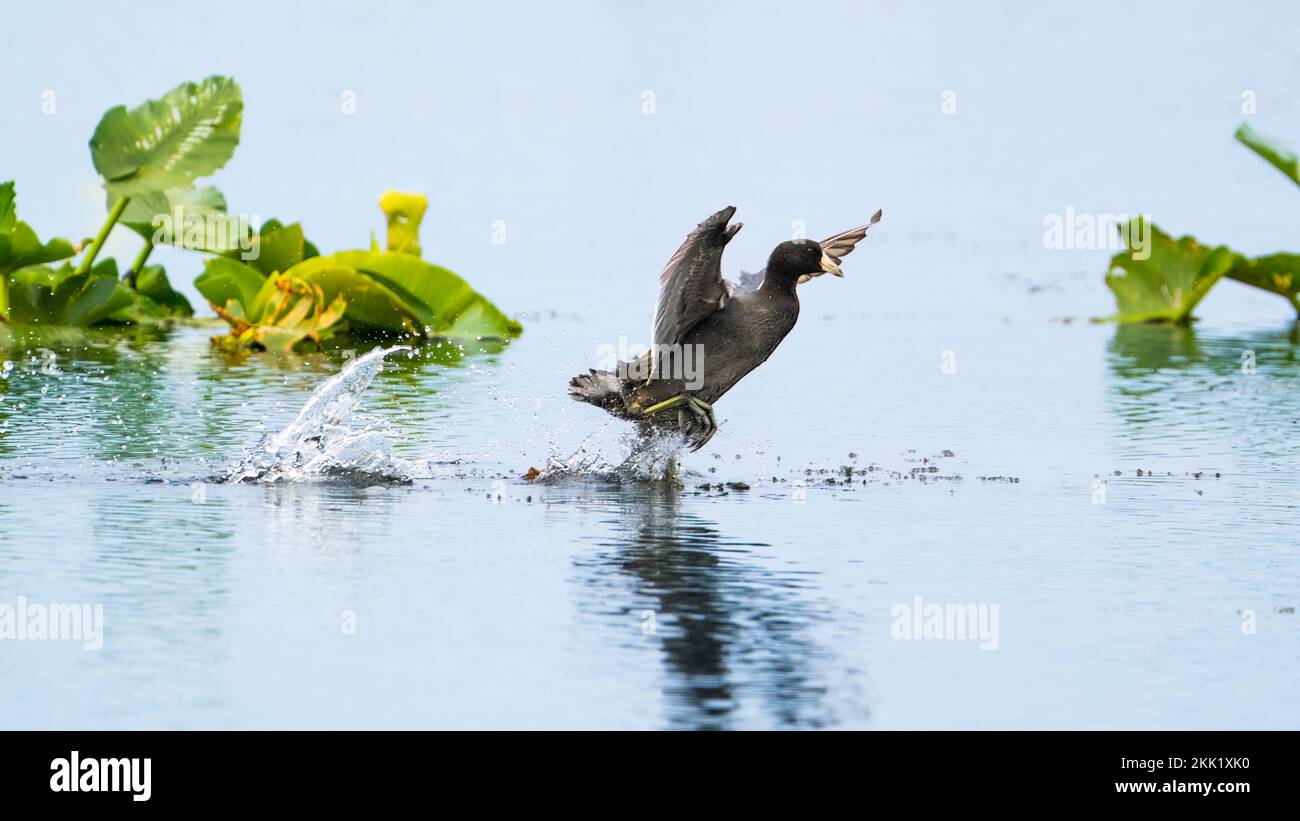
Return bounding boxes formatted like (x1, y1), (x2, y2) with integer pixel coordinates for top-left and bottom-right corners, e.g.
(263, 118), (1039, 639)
(630, 393), (718, 452)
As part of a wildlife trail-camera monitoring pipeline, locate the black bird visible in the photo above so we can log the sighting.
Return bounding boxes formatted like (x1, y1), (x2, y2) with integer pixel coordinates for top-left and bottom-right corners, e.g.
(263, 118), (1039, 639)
(569, 205), (882, 450)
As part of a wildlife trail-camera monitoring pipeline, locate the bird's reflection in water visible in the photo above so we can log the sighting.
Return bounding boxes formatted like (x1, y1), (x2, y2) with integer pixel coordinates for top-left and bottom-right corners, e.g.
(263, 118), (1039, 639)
(568, 481), (855, 730)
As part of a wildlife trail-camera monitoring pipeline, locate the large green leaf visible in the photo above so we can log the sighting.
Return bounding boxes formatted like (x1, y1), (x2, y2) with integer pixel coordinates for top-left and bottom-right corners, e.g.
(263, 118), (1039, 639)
(1236, 122), (1300, 187)
(0, 222), (75, 275)
(90, 76), (243, 197)
(283, 256), (419, 333)
(1103, 218), (1235, 323)
(1226, 252), (1300, 314)
(110, 185), (239, 251)
(223, 219), (319, 275)
(195, 256), (267, 313)
(136, 265), (193, 316)
(0, 181), (76, 279)
(107, 265), (194, 323)
(335, 250), (521, 338)
(5, 260), (135, 326)
(249, 221), (308, 275)
(0, 181), (78, 318)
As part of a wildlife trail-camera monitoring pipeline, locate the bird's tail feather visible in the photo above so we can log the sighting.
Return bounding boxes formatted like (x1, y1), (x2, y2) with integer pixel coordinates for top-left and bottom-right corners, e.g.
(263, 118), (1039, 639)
(568, 369), (626, 411)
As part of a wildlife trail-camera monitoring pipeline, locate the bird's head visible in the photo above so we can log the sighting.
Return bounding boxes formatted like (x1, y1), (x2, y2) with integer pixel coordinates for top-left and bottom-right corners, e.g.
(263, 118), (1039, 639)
(765, 240), (843, 287)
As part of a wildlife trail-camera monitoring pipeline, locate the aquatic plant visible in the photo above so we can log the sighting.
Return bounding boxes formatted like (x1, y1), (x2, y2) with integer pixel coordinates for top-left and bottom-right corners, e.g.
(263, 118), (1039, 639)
(1104, 219), (1235, 323)
(0, 182), (76, 277)
(1235, 123), (1300, 186)
(3, 259), (133, 326)
(2, 76), (518, 344)
(111, 185), (235, 283)
(1104, 124), (1300, 322)
(0, 76), (240, 325)
(80, 75), (243, 317)
(206, 268), (347, 353)
(196, 191), (522, 350)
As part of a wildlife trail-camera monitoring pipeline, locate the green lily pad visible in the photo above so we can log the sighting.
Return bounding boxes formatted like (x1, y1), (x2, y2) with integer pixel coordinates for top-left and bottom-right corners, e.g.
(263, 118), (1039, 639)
(107, 265), (194, 323)
(1103, 218), (1235, 324)
(191, 189), (520, 346)
(5, 260), (135, 326)
(136, 265), (193, 316)
(248, 221), (309, 275)
(111, 185), (240, 252)
(222, 219), (319, 275)
(90, 76), (243, 198)
(1226, 252), (1300, 314)
(1236, 122), (1300, 187)
(336, 250), (522, 338)
(195, 256), (267, 313)
(0, 182), (77, 318)
(282, 256), (420, 334)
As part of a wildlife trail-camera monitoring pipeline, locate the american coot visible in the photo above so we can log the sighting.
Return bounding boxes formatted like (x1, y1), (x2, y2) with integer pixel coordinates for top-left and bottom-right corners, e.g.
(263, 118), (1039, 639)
(569, 205), (882, 451)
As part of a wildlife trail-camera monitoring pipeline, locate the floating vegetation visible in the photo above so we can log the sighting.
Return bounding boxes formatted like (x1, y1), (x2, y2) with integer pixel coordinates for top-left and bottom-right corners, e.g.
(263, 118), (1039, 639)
(1, 77), (238, 326)
(2, 77), (520, 350)
(1104, 219), (1235, 324)
(207, 272), (347, 353)
(197, 192), (522, 351)
(1101, 123), (1300, 323)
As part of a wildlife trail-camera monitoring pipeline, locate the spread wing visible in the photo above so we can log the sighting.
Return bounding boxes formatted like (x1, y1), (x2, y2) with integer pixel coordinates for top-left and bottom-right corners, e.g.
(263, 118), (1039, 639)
(819, 209), (883, 264)
(651, 206), (741, 375)
(736, 209), (883, 292)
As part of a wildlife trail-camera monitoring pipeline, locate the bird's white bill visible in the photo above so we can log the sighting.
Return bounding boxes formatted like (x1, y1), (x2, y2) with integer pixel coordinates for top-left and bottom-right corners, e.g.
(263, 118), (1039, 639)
(819, 251), (844, 277)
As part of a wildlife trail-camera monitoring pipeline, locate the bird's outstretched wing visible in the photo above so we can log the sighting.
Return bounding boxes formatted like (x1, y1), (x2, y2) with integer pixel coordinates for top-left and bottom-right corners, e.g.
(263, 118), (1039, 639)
(651, 206), (741, 376)
(799, 208), (883, 283)
(735, 209), (884, 292)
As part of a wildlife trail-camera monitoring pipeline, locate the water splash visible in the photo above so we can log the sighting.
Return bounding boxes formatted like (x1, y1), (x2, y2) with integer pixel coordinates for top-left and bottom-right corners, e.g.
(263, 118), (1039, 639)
(535, 424), (687, 483)
(224, 345), (423, 484)
(222, 343), (691, 486)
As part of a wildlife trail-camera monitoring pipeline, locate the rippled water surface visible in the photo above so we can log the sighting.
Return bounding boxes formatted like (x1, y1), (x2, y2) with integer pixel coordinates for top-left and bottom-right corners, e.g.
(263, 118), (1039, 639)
(2, 301), (1297, 729)
(4, 0), (1300, 728)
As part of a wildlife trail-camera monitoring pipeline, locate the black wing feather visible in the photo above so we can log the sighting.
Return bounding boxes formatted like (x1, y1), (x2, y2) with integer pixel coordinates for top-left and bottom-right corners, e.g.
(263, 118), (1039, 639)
(650, 206), (741, 375)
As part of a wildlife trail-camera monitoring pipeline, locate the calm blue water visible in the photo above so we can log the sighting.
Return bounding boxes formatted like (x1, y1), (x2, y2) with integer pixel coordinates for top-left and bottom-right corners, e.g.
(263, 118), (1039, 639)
(1, 0), (1298, 728)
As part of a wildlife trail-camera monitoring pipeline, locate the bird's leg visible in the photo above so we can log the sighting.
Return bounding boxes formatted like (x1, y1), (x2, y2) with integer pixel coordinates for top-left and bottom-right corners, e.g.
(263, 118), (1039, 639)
(631, 393), (687, 417)
(631, 394), (717, 451)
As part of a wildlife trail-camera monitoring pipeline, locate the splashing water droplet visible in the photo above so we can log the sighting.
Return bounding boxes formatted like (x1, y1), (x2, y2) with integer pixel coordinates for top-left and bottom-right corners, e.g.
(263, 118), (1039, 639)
(223, 345), (423, 484)
(534, 423), (686, 483)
